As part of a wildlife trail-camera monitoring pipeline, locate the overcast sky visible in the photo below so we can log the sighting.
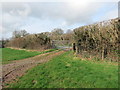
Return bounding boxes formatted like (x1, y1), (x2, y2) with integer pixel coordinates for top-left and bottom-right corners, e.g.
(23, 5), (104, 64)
(0, 0), (119, 39)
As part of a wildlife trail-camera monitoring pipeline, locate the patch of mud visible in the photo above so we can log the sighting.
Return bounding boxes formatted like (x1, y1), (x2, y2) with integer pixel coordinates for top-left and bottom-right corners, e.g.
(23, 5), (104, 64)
(2, 50), (65, 88)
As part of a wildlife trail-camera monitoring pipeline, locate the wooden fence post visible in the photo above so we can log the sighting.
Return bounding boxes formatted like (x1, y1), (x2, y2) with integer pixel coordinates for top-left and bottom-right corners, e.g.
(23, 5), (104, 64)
(101, 46), (107, 60)
(101, 46), (104, 60)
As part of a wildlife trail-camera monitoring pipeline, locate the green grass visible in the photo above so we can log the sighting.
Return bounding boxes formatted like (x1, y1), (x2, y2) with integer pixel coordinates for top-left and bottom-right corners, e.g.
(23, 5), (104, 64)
(8, 51), (118, 88)
(2, 48), (57, 64)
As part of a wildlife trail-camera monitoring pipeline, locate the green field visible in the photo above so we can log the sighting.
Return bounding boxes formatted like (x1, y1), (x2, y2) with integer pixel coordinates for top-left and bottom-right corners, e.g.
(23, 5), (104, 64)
(2, 48), (57, 64)
(9, 51), (118, 88)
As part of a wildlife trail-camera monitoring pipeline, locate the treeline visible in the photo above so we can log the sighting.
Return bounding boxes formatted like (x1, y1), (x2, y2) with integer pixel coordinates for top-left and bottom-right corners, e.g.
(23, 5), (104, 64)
(73, 18), (119, 61)
(0, 39), (9, 48)
(49, 29), (74, 46)
(3, 18), (119, 61)
(6, 31), (52, 50)
(4, 29), (74, 50)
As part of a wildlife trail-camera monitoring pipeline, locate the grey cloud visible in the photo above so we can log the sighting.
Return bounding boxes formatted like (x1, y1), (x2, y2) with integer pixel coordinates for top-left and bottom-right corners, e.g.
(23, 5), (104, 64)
(28, 2), (103, 25)
(2, 3), (31, 34)
(1, 2), (117, 39)
(2, 2), (103, 24)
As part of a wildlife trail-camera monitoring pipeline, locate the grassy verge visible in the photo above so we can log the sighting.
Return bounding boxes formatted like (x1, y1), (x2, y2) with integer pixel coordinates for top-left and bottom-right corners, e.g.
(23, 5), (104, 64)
(2, 48), (57, 64)
(8, 51), (118, 88)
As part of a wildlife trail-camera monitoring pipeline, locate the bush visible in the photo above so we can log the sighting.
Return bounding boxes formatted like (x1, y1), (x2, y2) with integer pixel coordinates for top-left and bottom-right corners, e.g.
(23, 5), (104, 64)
(73, 18), (119, 61)
(6, 33), (52, 50)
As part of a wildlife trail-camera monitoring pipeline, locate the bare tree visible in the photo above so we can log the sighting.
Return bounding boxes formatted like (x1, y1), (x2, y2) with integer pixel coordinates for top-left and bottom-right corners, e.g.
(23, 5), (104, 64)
(51, 28), (64, 35)
(50, 28), (64, 40)
(12, 30), (29, 38)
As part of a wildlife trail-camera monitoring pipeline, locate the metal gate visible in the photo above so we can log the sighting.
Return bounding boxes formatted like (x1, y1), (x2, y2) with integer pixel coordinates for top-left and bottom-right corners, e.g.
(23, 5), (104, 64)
(51, 40), (72, 49)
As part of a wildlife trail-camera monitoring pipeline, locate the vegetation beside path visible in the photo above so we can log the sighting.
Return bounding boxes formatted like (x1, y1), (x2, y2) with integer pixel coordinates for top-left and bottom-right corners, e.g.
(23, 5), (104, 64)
(1, 48), (57, 64)
(9, 51), (118, 88)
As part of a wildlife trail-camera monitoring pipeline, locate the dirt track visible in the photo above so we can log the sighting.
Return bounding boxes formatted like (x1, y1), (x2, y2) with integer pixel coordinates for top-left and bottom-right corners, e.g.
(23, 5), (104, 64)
(2, 50), (65, 87)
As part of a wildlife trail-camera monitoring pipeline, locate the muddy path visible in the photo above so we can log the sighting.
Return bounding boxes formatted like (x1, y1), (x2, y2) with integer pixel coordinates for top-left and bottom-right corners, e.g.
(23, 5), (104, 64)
(2, 50), (65, 87)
